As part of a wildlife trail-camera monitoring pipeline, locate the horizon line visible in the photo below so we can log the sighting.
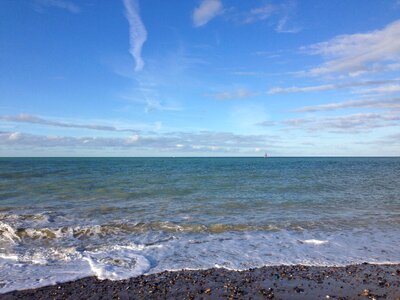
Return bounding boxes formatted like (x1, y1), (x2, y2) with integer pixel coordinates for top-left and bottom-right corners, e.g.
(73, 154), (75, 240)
(0, 156), (399, 158)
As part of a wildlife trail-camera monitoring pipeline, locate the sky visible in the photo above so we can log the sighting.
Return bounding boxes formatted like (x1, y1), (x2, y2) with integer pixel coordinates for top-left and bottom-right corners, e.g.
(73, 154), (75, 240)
(1, 0), (400, 156)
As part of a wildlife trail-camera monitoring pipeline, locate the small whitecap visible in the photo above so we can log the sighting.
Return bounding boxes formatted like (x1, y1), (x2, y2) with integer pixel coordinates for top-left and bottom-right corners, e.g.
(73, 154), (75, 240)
(300, 239), (328, 245)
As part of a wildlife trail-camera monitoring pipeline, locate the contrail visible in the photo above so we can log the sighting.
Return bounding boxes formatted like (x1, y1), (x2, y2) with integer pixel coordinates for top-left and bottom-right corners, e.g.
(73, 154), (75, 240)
(122, 0), (147, 71)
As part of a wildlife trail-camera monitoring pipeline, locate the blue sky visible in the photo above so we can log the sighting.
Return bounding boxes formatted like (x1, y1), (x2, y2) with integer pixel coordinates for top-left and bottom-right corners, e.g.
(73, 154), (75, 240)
(1, 0), (400, 156)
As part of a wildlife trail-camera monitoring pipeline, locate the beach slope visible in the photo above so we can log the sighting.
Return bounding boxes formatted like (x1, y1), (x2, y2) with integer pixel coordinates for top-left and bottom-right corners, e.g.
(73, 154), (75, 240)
(2, 263), (399, 299)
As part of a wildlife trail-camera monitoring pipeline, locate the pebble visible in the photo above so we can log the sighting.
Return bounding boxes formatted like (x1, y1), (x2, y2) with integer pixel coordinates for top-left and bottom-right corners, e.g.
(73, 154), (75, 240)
(2, 264), (399, 300)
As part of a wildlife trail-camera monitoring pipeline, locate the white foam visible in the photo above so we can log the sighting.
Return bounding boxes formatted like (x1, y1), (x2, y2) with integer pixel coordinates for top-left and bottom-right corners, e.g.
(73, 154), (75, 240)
(0, 259), (91, 293)
(84, 249), (151, 280)
(1, 228), (400, 293)
(0, 253), (18, 261)
(301, 239), (329, 245)
(111, 242), (163, 251)
(0, 222), (21, 244)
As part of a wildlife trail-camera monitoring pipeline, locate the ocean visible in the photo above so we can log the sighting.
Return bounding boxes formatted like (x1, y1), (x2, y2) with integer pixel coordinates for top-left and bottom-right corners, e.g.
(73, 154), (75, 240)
(0, 157), (399, 292)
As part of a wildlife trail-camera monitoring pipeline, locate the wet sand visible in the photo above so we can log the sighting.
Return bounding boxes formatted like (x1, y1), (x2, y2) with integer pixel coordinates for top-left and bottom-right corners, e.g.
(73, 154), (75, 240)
(1, 263), (399, 299)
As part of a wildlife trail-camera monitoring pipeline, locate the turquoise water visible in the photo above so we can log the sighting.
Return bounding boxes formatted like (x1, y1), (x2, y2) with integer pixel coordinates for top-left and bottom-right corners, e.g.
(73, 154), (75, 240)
(1, 157), (400, 292)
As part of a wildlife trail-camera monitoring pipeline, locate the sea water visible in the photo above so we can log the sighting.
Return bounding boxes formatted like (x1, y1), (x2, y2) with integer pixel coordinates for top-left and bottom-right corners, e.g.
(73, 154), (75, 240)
(0, 157), (399, 292)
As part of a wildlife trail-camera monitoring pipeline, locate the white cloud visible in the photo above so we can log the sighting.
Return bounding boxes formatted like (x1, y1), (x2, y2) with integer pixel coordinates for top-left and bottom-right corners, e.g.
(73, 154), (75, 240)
(0, 114), (140, 133)
(126, 134), (140, 143)
(35, 0), (80, 13)
(302, 20), (400, 76)
(268, 80), (400, 94)
(295, 98), (400, 113)
(8, 132), (21, 141)
(269, 83), (340, 94)
(192, 0), (223, 27)
(357, 84), (400, 95)
(283, 113), (400, 132)
(122, 0), (147, 71)
(0, 130), (278, 153)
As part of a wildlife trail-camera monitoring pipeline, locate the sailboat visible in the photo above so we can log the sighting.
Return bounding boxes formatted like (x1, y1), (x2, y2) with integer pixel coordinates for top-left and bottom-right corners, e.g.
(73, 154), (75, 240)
(264, 152), (268, 158)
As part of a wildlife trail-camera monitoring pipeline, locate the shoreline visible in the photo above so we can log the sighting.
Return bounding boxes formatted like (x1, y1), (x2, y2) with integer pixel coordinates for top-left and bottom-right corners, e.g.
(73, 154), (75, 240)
(1, 263), (399, 299)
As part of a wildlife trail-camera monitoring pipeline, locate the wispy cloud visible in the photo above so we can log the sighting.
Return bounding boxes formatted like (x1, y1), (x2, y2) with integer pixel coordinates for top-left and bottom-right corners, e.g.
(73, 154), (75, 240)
(381, 132), (400, 144)
(276, 15), (301, 33)
(0, 114), (140, 133)
(294, 98), (400, 113)
(192, 0), (223, 27)
(359, 133), (400, 148)
(210, 88), (257, 100)
(144, 99), (182, 113)
(122, 0), (147, 72)
(357, 84), (400, 95)
(0, 130), (277, 154)
(275, 1), (301, 33)
(256, 120), (276, 127)
(283, 113), (400, 132)
(116, 44), (204, 113)
(122, 95), (182, 113)
(302, 20), (400, 76)
(268, 80), (400, 94)
(233, 1), (300, 33)
(244, 4), (277, 23)
(35, 0), (80, 13)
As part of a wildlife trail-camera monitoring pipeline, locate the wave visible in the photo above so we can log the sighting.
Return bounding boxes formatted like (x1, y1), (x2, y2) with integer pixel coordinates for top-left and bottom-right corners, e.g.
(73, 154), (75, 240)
(0, 222), (21, 244)
(1, 226), (400, 293)
(0, 221), (284, 243)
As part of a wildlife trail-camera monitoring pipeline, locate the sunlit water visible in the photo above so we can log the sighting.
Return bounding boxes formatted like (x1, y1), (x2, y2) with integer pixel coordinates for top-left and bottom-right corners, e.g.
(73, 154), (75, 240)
(1, 157), (399, 292)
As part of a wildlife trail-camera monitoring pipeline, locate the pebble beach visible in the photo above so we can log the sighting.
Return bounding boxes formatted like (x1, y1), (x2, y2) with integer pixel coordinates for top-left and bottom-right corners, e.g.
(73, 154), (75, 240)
(2, 263), (400, 299)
